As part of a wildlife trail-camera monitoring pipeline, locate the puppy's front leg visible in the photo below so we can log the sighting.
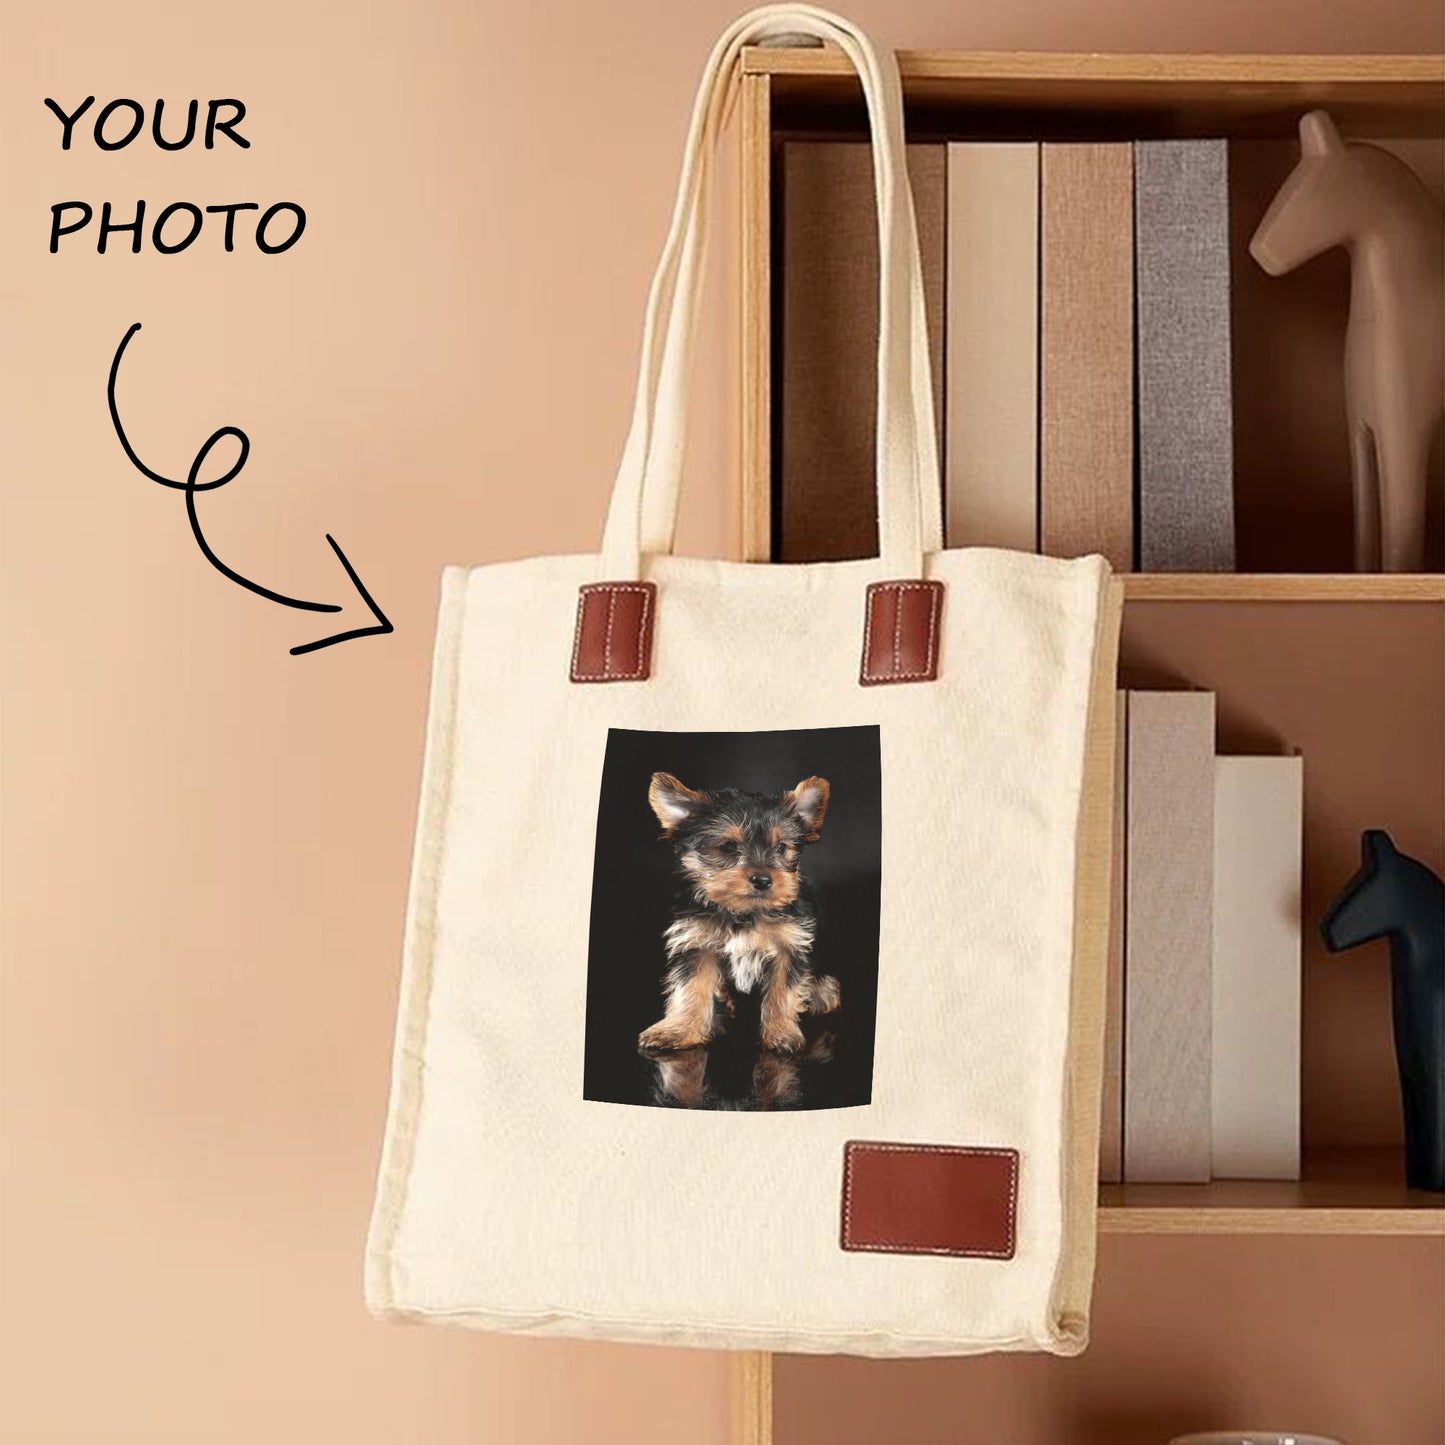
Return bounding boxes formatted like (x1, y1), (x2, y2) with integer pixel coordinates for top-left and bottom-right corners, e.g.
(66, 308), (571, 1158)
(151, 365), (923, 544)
(639, 950), (725, 1052)
(760, 953), (807, 1055)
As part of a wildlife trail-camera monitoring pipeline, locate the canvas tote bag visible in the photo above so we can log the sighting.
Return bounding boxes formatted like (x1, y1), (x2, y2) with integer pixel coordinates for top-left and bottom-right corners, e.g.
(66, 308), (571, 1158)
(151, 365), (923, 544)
(366, 3), (1123, 1357)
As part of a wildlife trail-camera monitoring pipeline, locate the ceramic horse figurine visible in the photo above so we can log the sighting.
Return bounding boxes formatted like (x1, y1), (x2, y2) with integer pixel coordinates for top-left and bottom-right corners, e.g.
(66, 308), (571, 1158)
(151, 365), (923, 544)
(1320, 830), (1445, 1191)
(1251, 111), (1444, 572)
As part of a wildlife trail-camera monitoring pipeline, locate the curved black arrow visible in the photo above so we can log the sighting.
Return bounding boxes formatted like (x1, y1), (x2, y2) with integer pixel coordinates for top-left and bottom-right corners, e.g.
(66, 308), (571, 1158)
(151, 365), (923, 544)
(107, 322), (392, 656)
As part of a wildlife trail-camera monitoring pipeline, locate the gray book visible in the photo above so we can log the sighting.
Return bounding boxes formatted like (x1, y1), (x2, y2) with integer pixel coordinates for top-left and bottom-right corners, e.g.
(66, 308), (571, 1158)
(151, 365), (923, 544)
(1134, 140), (1236, 572)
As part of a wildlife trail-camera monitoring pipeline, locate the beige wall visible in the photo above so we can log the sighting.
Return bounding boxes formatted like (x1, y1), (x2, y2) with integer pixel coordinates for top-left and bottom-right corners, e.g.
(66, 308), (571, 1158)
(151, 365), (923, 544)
(1, 2), (1440, 1444)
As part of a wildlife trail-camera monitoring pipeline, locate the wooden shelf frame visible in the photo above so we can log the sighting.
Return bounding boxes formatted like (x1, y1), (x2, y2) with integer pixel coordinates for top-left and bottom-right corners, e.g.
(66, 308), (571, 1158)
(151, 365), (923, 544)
(735, 46), (1444, 1226)
(732, 51), (1443, 1441)
(743, 50), (1445, 85)
(745, 48), (1445, 139)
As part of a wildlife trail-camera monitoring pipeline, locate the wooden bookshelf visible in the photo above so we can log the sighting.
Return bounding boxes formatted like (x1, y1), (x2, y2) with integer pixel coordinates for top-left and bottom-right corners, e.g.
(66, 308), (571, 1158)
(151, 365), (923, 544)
(733, 46), (1444, 1445)
(739, 42), (1439, 1242)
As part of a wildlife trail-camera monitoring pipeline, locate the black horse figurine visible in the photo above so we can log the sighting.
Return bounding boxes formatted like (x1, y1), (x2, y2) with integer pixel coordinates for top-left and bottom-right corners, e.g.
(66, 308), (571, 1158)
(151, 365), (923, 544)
(1320, 830), (1445, 1192)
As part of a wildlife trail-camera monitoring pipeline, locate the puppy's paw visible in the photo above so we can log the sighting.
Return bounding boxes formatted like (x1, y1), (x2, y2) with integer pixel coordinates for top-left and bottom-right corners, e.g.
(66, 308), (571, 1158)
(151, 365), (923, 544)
(805, 1031), (837, 1064)
(639, 1020), (707, 1053)
(761, 1020), (806, 1055)
(806, 974), (841, 1015)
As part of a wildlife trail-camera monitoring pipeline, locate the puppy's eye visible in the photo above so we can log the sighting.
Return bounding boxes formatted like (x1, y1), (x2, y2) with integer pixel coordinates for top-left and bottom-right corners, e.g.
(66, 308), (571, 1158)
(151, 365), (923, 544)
(716, 840), (740, 856)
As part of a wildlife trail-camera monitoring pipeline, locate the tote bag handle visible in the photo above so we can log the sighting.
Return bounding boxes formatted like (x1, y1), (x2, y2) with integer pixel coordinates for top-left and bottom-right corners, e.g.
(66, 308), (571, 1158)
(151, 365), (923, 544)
(598, 5), (943, 581)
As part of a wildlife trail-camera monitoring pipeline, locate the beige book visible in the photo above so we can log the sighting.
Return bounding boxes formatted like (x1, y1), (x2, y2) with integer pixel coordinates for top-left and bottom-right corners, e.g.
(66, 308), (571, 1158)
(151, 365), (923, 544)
(1213, 756), (1304, 1180)
(1040, 144), (1134, 571)
(778, 142), (946, 562)
(1125, 691), (1215, 1182)
(945, 143), (1039, 552)
(1099, 690), (1127, 1183)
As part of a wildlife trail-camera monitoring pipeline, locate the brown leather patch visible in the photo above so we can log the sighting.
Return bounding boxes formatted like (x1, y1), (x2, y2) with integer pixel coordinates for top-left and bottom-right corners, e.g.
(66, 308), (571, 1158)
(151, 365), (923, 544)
(859, 580), (944, 685)
(570, 582), (656, 683)
(840, 1141), (1018, 1259)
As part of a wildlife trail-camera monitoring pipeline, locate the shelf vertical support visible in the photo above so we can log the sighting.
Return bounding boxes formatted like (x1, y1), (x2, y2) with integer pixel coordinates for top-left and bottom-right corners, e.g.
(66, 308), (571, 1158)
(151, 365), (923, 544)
(735, 64), (776, 1444)
(739, 70), (772, 563)
(730, 1349), (773, 1445)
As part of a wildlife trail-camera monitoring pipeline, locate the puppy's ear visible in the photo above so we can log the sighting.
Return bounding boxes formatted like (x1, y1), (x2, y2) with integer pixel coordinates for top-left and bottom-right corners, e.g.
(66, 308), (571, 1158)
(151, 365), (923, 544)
(786, 776), (830, 843)
(649, 772), (710, 834)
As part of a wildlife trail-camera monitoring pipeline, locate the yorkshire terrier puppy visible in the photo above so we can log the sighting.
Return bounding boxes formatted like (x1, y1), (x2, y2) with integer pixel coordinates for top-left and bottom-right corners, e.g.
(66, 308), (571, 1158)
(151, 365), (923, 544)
(638, 772), (841, 1056)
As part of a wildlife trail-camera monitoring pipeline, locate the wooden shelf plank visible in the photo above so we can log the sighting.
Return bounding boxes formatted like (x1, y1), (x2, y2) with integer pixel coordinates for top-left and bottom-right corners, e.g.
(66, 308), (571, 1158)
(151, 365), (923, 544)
(744, 47), (1445, 139)
(743, 48), (1445, 86)
(1099, 1149), (1445, 1234)
(1122, 573), (1445, 601)
(1100, 1204), (1443, 1235)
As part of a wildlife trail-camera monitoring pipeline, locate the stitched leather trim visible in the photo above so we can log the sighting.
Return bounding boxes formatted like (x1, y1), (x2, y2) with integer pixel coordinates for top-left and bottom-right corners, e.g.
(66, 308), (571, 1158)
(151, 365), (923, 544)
(570, 582), (656, 683)
(859, 580), (944, 685)
(840, 1141), (1018, 1259)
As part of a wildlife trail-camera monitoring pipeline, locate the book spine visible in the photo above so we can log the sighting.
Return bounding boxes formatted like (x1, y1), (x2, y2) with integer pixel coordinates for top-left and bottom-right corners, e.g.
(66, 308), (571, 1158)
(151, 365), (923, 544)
(1135, 140), (1236, 571)
(778, 142), (946, 563)
(945, 142), (1039, 552)
(1040, 144), (1134, 572)
(1124, 691), (1215, 1182)
(1100, 690), (1127, 1183)
(1212, 756), (1304, 1180)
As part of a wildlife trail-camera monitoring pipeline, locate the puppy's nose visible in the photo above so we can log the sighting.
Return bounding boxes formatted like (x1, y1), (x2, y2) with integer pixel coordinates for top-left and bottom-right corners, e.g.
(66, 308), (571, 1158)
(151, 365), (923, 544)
(748, 872), (772, 892)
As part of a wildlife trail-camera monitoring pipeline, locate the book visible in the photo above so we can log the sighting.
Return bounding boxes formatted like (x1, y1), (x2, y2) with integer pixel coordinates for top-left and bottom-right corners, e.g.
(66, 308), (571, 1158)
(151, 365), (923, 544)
(1040, 144), (1134, 572)
(1135, 140), (1236, 571)
(778, 142), (947, 562)
(1124, 691), (1215, 1183)
(1100, 690), (1127, 1183)
(945, 142), (1039, 552)
(1212, 755), (1304, 1180)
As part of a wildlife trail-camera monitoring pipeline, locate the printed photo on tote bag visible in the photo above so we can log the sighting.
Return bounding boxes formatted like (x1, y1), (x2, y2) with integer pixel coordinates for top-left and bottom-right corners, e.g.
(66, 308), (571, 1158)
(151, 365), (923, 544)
(366, 3), (1122, 1358)
(582, 725), (882, 1112)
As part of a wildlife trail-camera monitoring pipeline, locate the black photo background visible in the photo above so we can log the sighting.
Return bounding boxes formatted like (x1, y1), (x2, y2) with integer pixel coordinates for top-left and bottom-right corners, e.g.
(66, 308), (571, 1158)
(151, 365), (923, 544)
(582, 725), (882, 1111)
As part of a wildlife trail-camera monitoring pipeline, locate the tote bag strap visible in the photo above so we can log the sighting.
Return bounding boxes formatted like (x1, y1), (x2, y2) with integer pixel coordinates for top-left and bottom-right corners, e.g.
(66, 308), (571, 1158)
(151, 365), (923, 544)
(607, 4), (941, 574)
(576, 6), (945, 686)
(630, 10), (942, 570)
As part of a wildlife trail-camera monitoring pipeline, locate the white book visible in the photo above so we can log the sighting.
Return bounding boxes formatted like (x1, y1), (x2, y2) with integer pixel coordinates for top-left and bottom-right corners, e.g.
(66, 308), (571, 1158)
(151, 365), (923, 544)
(945, 142), (1039, 552)
(1212, 756), (1304, 1180)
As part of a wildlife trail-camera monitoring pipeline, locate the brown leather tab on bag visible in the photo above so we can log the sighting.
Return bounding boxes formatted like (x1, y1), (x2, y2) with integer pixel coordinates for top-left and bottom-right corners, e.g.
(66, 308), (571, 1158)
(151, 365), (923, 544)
(859, 580), (944, 685)
(840, 1141), (1018, 1259)
(570, 582), (656, 683)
